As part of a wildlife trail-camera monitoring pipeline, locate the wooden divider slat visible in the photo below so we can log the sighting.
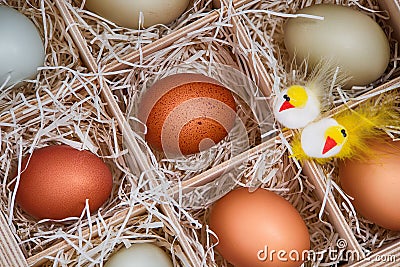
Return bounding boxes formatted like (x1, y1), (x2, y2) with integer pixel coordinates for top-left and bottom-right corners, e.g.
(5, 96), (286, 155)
(229, 0), (366, 258)
(0, 211), (28, 267)
(54, 0), (97, 72)
(175, 132), (282, 196)
(302, 162), (366, 257)
(228, 0), (274, 97)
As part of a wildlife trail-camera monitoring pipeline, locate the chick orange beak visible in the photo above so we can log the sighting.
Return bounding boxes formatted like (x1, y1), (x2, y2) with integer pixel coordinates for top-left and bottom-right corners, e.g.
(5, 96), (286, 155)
(279, 101), (295, 112)
(322, 136), (337, 155)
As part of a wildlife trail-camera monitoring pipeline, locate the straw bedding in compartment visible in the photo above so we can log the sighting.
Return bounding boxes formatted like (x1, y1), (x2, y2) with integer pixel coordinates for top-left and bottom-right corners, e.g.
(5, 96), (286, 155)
(176, 139), (344, 266)
(39, 210), (193, 266)
(64, 0), (215, 67)
(98, 16), (276, 188)
(0, 0), (86, 113)
(0, 77), (151, 264)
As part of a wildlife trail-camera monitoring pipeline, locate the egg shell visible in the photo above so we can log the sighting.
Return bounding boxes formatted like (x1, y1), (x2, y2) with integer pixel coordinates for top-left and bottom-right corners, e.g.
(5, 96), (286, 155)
(15, 145), (113, 220)
(209, 187), (310, 267)
(339, 140), (400, 231)
(284, 4), (390, 87)
(138, 73), (237, 157)
(0, 6), (45, 88)
(104, 243), (173, 267)
(85, 0), (190, 29)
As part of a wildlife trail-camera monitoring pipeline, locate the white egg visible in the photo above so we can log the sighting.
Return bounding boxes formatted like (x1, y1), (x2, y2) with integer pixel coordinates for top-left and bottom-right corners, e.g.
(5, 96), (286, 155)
(85, 0), (190, 29)
(0, 6), (45, 89)
(104, 243), (173, 267)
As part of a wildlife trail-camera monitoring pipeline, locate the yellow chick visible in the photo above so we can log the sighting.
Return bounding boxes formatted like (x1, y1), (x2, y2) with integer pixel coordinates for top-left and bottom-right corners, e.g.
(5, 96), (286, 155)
(300, 118), (348, 159)
(291, 92), (399, 164)
(273, 59), (348, 129)
(273, 85), (320, 129)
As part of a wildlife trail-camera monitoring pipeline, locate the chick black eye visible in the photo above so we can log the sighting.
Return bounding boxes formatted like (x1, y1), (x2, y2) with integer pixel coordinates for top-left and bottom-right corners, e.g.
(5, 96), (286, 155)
(283, 94), (290, 101)
(341, 129), (347, 137)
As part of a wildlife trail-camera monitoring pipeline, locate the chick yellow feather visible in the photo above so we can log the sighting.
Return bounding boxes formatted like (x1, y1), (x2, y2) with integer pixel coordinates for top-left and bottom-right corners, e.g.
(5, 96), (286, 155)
(291, 92), (399, 164)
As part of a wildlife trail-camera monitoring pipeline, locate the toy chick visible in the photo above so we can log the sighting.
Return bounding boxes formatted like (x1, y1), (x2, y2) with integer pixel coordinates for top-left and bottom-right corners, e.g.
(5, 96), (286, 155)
(291, 92), (399, 164)
(273, 60), (348, 129)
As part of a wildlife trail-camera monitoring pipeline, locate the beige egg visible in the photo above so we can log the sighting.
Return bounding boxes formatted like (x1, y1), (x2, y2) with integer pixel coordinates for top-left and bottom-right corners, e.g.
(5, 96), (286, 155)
(284, 4), (390, 87)
(209, 188), (310, 267)
(137, 73), (237, 157)
(85, 0), (190, 29)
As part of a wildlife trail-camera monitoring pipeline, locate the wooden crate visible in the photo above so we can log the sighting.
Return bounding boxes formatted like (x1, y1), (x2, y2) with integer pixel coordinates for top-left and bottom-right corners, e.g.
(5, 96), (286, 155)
(1, 0), (400, 266)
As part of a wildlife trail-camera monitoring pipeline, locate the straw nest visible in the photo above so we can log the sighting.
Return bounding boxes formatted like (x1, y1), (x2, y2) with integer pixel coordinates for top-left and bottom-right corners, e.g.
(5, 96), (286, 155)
(97, 10), (277, 189)
(238, 0), (400, 101)
(180, 139), (348, 266)
(0, 71), (195, 266)
(0, 0), (261, 266)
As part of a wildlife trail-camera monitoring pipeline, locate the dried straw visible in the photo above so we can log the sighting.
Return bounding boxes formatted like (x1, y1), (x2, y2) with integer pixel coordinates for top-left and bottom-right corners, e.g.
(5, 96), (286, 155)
(64, 0), (215, 67)
(3, 0), (400, 266)
(1, 74), (197, 266)
(0, 1), (267, 266)
(314, 93), (400, 258)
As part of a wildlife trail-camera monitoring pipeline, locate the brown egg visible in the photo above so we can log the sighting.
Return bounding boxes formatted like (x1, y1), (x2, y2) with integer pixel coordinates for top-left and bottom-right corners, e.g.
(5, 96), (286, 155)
(15, 145), (113, 220)
(209, 187), (310, 267)
(339, 140), (400, 231)
(138, 73), (236, 156)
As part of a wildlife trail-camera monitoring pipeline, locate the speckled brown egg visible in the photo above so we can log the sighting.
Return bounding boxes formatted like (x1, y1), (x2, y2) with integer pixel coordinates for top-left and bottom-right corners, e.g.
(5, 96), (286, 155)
(138, 73), (237, 156)
(15, 145), (113, 220)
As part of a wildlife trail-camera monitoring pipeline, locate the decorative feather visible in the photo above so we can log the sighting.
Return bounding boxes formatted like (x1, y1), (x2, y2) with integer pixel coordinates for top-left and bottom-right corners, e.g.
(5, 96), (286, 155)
(291, 92), (399, 164)
(307, 59), (350, 109)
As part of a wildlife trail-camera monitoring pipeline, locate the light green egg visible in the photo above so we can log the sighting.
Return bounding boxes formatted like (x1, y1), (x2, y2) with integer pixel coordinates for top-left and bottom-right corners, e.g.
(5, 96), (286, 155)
(0, 6), (45, 89)
(284, 4), (390, 88)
